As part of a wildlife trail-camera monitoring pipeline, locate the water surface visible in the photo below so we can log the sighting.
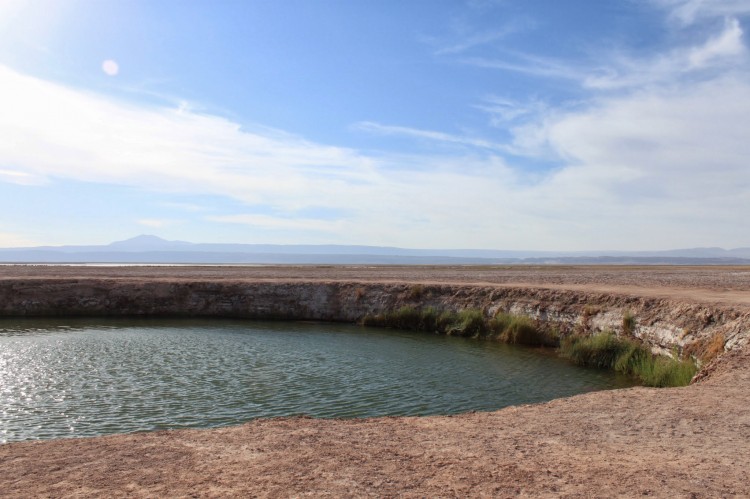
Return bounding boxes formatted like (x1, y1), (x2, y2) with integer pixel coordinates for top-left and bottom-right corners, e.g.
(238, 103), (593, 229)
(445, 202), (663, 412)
(0, 319), (635, 442)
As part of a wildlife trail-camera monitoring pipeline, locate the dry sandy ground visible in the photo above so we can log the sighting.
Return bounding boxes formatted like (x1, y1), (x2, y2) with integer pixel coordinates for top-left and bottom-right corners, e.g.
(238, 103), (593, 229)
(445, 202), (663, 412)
(1, 266), (749, 497)
(2, 264), (750, 304)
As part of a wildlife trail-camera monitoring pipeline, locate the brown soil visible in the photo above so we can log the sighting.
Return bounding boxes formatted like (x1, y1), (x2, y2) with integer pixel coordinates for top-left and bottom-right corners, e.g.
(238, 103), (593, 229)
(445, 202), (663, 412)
(1, 266), (749, 497)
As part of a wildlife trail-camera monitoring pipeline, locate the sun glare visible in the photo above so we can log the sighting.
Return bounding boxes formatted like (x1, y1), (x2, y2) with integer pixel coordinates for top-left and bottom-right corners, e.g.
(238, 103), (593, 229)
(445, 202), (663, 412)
(102, 59), (119, 76)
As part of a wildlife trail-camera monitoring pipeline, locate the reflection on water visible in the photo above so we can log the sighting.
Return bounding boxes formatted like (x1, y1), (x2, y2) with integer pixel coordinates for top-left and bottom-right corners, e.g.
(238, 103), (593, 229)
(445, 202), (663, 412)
(0, 318), (635, 442)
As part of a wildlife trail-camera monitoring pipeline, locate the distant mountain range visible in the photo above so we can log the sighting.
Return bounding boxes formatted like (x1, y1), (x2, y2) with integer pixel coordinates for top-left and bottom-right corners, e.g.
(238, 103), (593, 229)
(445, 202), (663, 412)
(1, 235), (749, 265)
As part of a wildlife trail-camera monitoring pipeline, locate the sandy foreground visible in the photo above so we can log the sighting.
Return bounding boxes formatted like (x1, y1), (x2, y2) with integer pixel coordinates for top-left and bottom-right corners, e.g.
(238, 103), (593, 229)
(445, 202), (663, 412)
(1, 265), (749, 497)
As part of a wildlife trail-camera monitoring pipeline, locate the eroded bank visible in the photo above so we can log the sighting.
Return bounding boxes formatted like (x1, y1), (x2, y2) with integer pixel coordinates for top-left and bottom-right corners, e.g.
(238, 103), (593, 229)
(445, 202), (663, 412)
(1, 278), (747, 371)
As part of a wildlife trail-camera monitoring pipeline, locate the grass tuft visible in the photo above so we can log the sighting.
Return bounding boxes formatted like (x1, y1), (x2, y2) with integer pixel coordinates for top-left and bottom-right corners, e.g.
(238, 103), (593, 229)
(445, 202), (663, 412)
(363, 306), (556, 346)
(684, 332), (726, 366)
(701, 333), (726, 364)
(633, 353), (698, 387)
(362, 306), (443, 332)
(363, 306), (695, 387)
(561, 332), (697, 387)
(562, 332), (629, 369)
(490, 313), (556, 346)
(622, 310), (636, 336)
(445, 309), (487, 337)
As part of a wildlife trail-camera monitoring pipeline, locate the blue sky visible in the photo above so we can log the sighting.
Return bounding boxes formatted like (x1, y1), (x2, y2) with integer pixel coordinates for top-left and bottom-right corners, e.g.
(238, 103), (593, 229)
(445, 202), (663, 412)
(0, 0), (748, 250)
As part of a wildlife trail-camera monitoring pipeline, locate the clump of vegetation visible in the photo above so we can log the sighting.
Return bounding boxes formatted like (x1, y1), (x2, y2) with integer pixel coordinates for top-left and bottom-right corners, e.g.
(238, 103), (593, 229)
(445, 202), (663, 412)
(684, 332), (726, 365)
(582, 305), (600, 319)
(363, 306), (486, 336)
(490, 312), (557, 347)
(562, 332), (628, 368)
(408, 284), (424, 300)
(578, 305), (600, 333)
(362, 307), (556, 346)
(561, 332), (697, 387)
(702, 333), (726, 363)
(634, 354), (698, 387)
(362, 306), (422, 330)
(445, 309), (487, 337)
(622, 310), (636, 336)
(363, 306), (696, 387)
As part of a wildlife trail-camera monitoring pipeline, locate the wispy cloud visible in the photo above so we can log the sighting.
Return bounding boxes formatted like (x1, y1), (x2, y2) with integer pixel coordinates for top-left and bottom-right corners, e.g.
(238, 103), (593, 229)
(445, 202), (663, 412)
(434, 26), (523, 55)
(460, 15), (747, 91)
(653, 0), (750, 25)
(354, 121), (506, 151)
(584, 17), (747, 89)
(460, 52), (586, 82)
(0, 64), (379, 212)
(423, 13), (533, 56)
(688, 17), (745, 67)
(473, 96), (550, 127)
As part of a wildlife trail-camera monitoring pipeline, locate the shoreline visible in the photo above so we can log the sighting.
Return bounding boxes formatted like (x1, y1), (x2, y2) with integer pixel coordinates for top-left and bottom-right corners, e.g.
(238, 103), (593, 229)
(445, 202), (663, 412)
(1, 265), (749, 496)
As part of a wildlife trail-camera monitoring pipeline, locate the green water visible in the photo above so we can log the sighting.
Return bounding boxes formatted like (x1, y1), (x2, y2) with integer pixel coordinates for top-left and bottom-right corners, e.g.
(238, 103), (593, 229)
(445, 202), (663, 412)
(0, 318), (635, 443)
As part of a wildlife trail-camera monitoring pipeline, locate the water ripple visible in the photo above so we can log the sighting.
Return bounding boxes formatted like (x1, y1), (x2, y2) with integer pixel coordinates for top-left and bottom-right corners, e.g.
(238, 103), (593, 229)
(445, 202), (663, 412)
(0, 319), (635, 442)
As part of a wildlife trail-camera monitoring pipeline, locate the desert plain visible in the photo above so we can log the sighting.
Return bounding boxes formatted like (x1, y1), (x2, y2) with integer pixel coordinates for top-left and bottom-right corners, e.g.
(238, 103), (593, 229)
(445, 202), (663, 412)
(0, 265), (749, 497)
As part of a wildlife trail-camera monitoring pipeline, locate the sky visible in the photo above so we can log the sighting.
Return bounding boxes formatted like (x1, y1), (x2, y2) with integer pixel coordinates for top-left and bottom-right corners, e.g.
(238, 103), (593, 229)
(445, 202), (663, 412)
(0, 0), (748, 250)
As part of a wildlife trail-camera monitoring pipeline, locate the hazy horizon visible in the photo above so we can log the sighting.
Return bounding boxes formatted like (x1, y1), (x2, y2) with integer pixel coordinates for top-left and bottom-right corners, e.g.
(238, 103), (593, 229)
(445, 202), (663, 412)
(2, 234), (750, 261)
(1, 1), (749, 250)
